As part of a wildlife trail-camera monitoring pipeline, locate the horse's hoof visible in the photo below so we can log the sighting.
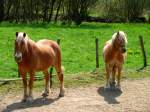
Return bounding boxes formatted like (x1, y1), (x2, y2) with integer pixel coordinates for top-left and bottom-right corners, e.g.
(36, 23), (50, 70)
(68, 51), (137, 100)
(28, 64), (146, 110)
(26, 96), (33, 103)
(110, 81), (116, 87)
(59, 88), (65, 97)
(42, 91), (49, 98)
(110, 82), (116, 90)
(59, 93), (64, 97)
(104, 84), (110, 90)
(21, 95), (28, 102)
(42, 93), (49, 98)
(21, 98), (27, 102)
(116, 85), (122, 91)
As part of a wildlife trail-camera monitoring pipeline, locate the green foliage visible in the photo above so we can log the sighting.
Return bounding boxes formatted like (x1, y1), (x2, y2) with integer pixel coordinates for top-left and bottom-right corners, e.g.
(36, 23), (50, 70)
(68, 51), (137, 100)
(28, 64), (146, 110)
(91, 0), (149, 22)
(0, 0), (149, 23)
(0, 22), (150, 79)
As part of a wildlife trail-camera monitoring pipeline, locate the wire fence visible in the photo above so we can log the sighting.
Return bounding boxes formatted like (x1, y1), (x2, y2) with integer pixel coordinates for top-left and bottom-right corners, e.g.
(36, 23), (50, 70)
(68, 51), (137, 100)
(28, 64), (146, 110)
(0, 34), (149, 81)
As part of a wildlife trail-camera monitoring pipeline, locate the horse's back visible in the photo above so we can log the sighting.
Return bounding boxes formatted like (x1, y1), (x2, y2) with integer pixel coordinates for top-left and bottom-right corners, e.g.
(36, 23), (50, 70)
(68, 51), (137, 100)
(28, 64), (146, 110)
(36, 39), (61, 67)
(36, 39), (60, 53)
(37, 39), (58, 47)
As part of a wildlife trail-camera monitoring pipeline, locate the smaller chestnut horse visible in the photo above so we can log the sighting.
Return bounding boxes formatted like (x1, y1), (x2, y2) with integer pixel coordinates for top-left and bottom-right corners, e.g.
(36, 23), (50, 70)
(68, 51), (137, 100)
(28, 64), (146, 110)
(103, 31), (127, 90)
(14, 32), (65, 102)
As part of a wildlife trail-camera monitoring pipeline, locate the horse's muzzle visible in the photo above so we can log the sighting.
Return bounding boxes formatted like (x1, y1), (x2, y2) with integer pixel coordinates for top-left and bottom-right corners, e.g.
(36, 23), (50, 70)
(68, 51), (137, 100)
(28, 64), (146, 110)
(14, 53), (22, 62)
(15, 56), (22, 62)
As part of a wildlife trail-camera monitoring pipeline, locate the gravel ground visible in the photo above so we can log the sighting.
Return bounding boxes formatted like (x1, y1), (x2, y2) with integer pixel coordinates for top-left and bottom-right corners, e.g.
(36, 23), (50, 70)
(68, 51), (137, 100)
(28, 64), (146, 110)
(1, 78), (150, 112)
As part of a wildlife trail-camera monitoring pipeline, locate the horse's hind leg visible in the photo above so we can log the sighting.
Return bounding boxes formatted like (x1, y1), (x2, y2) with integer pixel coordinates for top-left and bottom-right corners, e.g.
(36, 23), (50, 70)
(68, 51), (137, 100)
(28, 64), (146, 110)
(42, 70), (50, 97)
(55, 66), (65, 97)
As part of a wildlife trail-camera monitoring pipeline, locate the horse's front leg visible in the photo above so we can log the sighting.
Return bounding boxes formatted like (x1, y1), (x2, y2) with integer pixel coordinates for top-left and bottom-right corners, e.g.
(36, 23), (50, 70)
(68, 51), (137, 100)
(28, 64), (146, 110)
(42, 70), (50, 98)
(27, 72), (35, 102)
(104, 65), (111, 89)
(116, 65), (122, 90)
(110, 66), (117, 88)
(20, 70), (28, 102)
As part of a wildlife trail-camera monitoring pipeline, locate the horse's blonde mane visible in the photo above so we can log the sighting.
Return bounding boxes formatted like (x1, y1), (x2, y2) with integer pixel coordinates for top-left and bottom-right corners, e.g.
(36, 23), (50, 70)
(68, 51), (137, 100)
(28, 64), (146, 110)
(111, 31), (128, 46)
(18, 32), (35, 45)
(16, 32), (36, 53)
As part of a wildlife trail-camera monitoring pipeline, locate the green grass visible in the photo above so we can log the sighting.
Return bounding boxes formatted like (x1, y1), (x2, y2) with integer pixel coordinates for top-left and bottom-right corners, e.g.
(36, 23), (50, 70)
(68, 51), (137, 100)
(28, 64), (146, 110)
(1, 67), (150, 97)
(0, 22), (150, 79)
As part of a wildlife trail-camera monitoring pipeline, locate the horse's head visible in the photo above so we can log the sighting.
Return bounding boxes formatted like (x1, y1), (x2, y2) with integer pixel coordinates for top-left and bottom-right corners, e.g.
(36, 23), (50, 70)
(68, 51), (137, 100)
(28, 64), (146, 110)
(14, 32), (28, 63)
(112, 31), (127, 53)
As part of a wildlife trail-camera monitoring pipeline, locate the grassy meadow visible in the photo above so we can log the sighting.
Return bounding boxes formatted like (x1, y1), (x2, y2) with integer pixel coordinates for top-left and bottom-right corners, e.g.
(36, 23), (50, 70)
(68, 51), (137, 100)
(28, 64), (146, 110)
(0, 22), (150, 79)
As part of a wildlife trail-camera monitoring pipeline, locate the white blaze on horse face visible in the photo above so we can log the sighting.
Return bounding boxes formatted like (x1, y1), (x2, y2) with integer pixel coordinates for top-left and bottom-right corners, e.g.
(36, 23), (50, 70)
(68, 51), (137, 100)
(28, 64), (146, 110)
(16, 32), (25, 46)
(118, 31), (128, 44)
(112, 31), (127, 45)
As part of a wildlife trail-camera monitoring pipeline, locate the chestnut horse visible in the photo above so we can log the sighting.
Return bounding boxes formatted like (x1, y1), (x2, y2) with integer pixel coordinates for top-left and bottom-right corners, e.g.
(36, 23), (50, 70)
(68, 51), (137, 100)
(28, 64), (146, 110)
(14, 32), (65, 102)
(103, 31), (127, 90)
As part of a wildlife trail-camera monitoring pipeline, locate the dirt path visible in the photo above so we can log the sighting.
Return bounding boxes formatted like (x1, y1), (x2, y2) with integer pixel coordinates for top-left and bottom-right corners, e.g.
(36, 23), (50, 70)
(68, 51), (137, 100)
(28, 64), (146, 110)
(1, 78), (150, 112)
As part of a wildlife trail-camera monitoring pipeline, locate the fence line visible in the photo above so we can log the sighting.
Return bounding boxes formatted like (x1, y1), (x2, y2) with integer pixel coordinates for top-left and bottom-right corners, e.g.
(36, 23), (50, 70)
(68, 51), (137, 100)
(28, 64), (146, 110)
(1, 35), (149, 83)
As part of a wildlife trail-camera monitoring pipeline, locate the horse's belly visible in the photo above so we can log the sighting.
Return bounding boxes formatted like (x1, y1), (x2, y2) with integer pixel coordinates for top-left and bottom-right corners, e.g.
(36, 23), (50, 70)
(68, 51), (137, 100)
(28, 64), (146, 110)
(35, 58), (54, 71)
(108, 59), (124, 67)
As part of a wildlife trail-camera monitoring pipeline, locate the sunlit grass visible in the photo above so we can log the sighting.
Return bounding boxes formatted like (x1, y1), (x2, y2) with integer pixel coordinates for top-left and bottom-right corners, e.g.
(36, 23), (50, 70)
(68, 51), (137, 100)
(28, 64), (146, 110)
(0, 22), (150, 78)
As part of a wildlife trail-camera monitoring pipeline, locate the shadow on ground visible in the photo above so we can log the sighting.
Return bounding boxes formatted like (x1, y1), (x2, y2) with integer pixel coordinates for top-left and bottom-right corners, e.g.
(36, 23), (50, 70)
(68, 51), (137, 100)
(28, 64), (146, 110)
(2, 97), (60, 112)
(97, 86), (122, 104)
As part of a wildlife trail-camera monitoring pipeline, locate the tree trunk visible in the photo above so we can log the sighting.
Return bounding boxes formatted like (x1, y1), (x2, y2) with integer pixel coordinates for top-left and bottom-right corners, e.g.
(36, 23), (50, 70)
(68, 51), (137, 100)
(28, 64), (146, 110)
(43, 0), (49, 22)
(35, 0), (39, 23)
(48, 0), (56, 22)
(54, 0), (62, 23)
(5, 0), (12, 21)
(0, 0), (4, 22)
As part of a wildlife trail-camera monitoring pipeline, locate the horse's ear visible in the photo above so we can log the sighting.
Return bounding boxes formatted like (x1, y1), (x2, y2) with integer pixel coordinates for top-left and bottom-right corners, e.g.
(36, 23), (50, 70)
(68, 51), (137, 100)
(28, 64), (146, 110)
(23, 32), (26, 38)
(116, 31), (120, 37)
(16, 32), (18, 37)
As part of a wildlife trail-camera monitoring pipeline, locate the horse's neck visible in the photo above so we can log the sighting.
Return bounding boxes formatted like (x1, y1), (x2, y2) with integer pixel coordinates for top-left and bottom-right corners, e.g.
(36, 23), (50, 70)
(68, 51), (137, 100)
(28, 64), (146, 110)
(23, 39), (36, 59)
(110, 44), (120, 56)
(28, 39), (36, 47)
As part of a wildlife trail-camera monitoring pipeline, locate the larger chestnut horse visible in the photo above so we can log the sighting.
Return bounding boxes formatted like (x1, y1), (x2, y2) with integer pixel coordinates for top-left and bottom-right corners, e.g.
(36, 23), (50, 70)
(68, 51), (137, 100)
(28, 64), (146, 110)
(103, 31), (127, 90)
(14, 32), (65, 102)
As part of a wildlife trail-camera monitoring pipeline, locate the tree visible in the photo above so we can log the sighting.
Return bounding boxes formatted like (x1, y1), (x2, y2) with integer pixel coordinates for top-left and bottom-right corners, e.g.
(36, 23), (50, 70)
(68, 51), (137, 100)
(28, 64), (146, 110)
(63, 0), (98, 25)
(0, 0), (4, 22)
(48, 0), (56, 22)
(55, 0), (63, 22)
(124, 0), (145, 22)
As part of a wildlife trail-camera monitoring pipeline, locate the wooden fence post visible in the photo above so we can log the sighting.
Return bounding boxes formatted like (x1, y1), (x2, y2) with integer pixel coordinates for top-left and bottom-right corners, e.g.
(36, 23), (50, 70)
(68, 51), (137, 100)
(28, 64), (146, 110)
(49, 38), (60, 88)
(95, 38), (99, 68)
(139, 35), (147, 68)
